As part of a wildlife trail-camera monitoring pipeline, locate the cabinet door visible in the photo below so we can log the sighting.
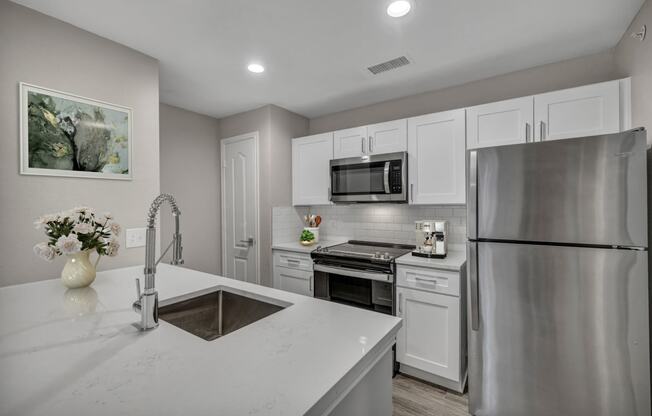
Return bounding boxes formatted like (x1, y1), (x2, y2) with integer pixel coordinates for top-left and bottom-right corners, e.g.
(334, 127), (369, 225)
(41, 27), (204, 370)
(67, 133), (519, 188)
(367, 119), (407, 154)
(534, 80), (620, 141)
(273, 266), (313, 296)
(292, 133), (333, 206)
(466, 97), (534, 149)
(333, 126), (367, 159)
(396, 287), (460, 382)
(407, 109), (466, 205)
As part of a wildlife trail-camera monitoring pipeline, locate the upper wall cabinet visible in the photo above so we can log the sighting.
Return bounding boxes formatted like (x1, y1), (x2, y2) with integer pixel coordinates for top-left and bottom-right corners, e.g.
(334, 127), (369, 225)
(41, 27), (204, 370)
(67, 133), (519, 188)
(534, 79), (626, 141)
(292, 132), (333, 206)
(367, 119), (407, 155)
(408, 109), (466, 205)
(466, 97), (534, 149)
(333, 126), (367, 159)
(333, 119), (407, 159)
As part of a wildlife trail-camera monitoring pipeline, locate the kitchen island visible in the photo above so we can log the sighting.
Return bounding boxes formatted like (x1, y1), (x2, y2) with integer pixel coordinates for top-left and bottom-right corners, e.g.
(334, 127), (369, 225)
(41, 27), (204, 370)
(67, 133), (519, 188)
(0, 265), (401, 416)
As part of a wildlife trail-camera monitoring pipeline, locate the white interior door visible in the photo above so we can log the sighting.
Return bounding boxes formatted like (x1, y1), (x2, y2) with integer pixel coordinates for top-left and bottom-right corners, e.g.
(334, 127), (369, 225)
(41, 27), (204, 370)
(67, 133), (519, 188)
(221, 132), (259, 284)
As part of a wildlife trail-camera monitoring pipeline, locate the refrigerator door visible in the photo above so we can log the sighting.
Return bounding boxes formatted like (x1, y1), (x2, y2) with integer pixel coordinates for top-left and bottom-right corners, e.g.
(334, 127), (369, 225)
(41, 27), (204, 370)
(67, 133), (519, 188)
(467, 241), (650, 416)
(469, 129), (647, 247)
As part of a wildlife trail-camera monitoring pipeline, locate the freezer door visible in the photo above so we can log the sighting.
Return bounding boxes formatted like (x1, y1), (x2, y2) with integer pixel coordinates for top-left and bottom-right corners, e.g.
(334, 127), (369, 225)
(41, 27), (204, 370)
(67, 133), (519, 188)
(472, 128), (647, 247)
(467, 242), (650, 416)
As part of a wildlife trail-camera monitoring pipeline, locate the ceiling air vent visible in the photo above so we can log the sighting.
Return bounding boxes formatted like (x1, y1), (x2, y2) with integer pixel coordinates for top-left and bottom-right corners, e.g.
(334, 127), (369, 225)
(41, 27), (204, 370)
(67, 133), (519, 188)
(367, 56), (410, 75)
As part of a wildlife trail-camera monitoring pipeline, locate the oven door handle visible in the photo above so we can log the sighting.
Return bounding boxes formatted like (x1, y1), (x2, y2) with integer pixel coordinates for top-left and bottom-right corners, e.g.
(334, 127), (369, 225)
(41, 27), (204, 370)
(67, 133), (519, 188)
(314, 264), (393, 283)
(383, 161), (391, 194)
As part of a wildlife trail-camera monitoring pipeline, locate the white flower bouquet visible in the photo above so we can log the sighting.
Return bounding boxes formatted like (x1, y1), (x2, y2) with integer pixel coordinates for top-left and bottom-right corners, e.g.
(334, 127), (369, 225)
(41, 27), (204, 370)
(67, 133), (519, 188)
(33, 206), (121, 262)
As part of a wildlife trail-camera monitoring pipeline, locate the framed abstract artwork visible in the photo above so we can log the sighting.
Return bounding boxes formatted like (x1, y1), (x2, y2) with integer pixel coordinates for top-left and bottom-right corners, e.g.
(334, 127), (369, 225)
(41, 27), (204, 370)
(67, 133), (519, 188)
(20, 82), (133, 180)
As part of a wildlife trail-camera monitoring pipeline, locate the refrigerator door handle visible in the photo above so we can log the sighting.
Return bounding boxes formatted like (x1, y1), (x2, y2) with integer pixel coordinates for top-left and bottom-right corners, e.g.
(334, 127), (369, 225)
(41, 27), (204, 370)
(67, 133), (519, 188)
(468, 241), (479, 331)
(467, 150), (478, 239)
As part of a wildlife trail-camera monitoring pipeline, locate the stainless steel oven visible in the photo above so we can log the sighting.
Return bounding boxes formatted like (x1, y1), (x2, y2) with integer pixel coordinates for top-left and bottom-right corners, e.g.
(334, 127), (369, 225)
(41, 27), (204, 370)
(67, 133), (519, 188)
(313, 263), (394, 315)
(329, 152), (407, 203)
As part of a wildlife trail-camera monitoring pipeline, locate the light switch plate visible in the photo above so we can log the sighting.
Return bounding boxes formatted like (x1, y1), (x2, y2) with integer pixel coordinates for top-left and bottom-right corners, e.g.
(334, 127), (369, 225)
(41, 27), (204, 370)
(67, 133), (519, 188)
(125, 228), (146, 248)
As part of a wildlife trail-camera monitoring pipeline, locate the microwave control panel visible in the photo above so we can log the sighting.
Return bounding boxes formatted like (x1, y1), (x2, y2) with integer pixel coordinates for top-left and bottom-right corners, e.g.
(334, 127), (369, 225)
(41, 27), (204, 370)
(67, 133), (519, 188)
(390, 162), (402, 193)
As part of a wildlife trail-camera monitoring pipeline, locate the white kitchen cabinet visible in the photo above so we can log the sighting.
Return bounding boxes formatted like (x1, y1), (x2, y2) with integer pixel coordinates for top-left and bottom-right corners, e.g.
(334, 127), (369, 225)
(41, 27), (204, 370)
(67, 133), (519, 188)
(292, 133), (333, 206)
(272, 250), (313, 296)
(466, 96), (534, 149)
(396, 286), (460, 382)
(333, 120), (407, 159)
(366, 119), (407, 154)
(407, 109), (466, 205)
(333, 126), (367, 158)
(534, 79), (626, 141)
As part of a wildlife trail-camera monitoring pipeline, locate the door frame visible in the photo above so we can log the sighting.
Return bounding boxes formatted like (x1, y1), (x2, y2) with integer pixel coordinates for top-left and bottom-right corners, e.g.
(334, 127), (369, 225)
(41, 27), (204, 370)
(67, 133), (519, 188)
(220, 131), (260, 284)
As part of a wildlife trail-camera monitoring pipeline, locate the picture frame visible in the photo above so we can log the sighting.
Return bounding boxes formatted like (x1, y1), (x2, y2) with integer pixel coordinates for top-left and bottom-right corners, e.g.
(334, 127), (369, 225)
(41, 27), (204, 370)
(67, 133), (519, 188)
(19, 82), (133, 180)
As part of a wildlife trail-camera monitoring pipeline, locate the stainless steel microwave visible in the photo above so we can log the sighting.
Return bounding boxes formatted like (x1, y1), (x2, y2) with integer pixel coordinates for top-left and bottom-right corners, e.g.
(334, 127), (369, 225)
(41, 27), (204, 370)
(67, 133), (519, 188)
(329, 151), (408, 203)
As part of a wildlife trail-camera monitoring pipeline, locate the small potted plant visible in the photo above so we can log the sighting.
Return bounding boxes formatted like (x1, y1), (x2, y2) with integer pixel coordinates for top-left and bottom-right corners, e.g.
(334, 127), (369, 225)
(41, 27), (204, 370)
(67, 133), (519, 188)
(300, 229), (316, 246)
(33, 206), (120, 288)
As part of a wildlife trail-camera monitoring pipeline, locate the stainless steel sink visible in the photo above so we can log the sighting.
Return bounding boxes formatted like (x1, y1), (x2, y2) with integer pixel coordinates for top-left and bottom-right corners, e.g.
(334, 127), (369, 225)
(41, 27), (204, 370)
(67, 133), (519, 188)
(159, 289), (286, 341)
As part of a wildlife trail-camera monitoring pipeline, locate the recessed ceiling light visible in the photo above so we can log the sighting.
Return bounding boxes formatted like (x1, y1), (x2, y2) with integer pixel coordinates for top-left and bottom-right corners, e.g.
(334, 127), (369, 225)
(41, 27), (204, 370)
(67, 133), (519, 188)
(387, 0), (411, 17)
(247, 63), (265, 73)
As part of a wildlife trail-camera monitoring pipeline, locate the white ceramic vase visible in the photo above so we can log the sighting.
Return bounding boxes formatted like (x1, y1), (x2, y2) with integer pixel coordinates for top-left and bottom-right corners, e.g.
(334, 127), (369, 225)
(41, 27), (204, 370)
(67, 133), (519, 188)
(61, 250), (99, 289)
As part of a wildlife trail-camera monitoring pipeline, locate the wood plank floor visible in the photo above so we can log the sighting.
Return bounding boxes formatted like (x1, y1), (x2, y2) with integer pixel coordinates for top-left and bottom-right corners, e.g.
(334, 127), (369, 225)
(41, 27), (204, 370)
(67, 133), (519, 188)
(393, 374), (470, 416)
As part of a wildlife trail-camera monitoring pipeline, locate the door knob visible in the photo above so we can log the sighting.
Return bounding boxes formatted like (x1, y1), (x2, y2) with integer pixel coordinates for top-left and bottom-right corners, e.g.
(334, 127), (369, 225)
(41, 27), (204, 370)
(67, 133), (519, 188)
(239, 237), (254, 247)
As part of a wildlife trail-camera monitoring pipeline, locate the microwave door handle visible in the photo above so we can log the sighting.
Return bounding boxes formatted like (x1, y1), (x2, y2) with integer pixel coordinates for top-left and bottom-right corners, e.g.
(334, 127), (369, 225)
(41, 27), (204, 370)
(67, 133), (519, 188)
(383, 162), (391, 194)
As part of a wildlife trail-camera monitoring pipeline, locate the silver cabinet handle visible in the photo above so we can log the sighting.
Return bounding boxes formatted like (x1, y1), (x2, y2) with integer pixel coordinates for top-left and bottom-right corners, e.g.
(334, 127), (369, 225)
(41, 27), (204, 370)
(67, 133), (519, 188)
(415, 276), (437, 284)
(361, 137), (365, 154)
(398, 292), (403, 314)
(525, 122), (530, 142)
(410, 183), (414, 203)
(309, 275), (313, 292)
(328, 187), (332, 202)
(468, 242), (479, 331)
(369, 136), (373, 153)
(539, 121), (545, 141)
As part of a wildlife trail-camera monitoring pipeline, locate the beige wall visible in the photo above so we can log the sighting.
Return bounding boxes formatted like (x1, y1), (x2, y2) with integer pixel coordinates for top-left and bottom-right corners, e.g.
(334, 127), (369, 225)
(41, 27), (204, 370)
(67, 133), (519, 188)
(219, 105), (307, 286)
(159, 104), (221, 275)
(0, 1), (160, 287)
(615, 0), (652, 135)
(309, 49), (619, 134)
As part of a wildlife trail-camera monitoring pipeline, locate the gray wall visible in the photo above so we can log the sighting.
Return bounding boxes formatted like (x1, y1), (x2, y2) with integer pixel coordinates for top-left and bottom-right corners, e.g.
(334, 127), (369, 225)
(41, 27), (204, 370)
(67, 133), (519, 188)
(615, 0), (651, 136)
(219, 105), (308, 287)
(0, 0), (160, 287)
(159, 104), (221, 274)
(309, 49), (619, 134)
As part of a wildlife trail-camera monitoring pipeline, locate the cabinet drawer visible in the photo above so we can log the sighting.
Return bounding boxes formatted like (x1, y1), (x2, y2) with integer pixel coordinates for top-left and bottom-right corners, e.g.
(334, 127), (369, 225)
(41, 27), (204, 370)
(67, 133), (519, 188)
(273, 250), (313, 271)
(397, 265), (459, 297)
(273, 266), (313, 296)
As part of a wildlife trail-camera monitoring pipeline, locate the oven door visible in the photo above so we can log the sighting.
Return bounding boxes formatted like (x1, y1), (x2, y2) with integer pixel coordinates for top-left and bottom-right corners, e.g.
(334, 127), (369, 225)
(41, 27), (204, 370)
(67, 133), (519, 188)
(330, 152), (407, 203)
(313, 264), (394, 315)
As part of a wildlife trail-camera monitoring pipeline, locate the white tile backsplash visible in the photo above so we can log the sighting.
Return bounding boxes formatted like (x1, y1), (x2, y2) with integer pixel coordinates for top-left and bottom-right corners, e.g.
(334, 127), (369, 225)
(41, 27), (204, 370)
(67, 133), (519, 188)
(273, 204), (467, 246)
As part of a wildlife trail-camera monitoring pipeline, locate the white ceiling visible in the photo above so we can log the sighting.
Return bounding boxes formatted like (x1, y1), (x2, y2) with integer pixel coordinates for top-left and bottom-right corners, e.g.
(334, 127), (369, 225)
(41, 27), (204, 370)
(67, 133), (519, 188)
(12, 0), (644, 119)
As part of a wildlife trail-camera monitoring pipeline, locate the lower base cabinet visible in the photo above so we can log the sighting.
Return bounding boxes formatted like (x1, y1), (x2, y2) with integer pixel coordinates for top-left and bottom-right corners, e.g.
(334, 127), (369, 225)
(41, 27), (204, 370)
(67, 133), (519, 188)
(396, 264), (467, 392)
(272, 249), (313, 297)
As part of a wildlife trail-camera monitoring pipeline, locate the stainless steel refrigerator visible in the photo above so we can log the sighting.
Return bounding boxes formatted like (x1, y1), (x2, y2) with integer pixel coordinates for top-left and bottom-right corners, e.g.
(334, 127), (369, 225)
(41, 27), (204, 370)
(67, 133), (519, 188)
(466, 128), (650, 416)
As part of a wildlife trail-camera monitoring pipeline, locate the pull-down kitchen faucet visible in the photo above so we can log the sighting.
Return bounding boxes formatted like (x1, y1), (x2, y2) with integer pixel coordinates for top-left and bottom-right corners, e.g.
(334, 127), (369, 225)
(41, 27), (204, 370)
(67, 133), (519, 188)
(133, 193), (184, 330)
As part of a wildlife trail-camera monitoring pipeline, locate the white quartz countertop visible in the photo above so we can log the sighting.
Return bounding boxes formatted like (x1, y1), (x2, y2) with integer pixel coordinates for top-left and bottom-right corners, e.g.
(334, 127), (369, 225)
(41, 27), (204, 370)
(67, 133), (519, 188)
(272, 239), (348, 254)
(0, 264), (401, 416)
(396, 250), (467, 271)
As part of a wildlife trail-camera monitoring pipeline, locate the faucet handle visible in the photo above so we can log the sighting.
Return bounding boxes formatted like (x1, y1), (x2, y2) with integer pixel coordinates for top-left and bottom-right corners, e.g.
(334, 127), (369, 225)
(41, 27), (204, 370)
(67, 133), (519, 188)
(135, 278), (142, 300)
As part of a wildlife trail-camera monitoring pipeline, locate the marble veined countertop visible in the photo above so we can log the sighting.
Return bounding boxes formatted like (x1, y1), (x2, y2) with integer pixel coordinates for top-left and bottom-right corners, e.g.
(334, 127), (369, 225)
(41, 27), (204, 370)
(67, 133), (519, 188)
(0, 264), (401, 416)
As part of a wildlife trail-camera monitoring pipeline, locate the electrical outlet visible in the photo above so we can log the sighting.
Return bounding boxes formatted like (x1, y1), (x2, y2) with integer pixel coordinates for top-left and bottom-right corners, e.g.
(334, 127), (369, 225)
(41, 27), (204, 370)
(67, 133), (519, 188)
(125, 228), (146, 248)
